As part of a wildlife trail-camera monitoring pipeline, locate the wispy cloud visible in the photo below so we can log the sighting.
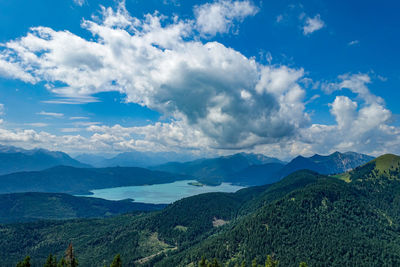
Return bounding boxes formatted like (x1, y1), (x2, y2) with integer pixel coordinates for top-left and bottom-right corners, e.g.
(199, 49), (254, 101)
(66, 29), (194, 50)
(37, 111), (64, 118)
(303, 14), (325, 35)
(74, 121), (101, 127)
(24, 123), (48, 127)
(348, 40), (360, 46)
(69, 116), (89, 120)
(61, 128), (81, 133)
(42, 95), (99, 105)
(72, 0), (85, 7)
(0, 2), (399, 158)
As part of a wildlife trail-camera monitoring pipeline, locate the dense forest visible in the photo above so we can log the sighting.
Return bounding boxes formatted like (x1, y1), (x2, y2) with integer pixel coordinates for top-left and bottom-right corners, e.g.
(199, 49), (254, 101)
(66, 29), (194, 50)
(2, 155), (400, 266)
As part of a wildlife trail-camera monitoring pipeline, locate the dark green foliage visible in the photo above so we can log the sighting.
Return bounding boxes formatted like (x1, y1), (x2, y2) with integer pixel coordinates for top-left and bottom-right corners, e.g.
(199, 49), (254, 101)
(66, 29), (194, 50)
(110, 254), (122, 267)
(155, 168), (400, 266)
(198, 257), (221, 267)
(44, 254), (57, 267)
(5, 156), (400, 267)
(16, 256), (30, 267)
(0, 192), (165, 223)
(199, 256), (207, 267)
(265, 255), (279, 267)
(0, 213), (147, 266)
(64, 243), (78, 267)
(148, 192), (243, 245)
(348, 161), (376, 181)
(56, 258), (66, 267)
(0, 181), (269, 266)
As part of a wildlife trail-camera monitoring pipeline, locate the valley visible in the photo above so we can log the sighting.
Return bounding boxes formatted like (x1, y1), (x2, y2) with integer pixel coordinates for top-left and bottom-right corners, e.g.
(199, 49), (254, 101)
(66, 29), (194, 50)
(1, 146), (398, 266)
(0, 1), (397, 266)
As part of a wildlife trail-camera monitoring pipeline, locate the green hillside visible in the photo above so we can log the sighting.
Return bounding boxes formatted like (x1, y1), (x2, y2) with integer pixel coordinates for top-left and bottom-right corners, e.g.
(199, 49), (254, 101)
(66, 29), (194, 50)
(3, 155), (400, 266)
(336, 154), (400, 182)
(0, 192), (165, 224)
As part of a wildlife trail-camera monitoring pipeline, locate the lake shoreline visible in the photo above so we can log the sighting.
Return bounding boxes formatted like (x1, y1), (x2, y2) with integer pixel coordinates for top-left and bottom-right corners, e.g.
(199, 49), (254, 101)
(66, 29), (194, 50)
(77, 180), (245, 204)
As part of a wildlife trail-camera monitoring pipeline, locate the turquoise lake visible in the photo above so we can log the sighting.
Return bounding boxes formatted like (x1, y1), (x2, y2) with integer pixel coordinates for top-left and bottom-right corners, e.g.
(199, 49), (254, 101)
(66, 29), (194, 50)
(83, 180), (245, 204)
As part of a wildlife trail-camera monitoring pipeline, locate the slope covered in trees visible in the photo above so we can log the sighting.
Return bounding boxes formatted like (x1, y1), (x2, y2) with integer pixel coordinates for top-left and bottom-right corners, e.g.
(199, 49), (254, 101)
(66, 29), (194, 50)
(2, 155), (400, 266)
(0, 192), (165, 223)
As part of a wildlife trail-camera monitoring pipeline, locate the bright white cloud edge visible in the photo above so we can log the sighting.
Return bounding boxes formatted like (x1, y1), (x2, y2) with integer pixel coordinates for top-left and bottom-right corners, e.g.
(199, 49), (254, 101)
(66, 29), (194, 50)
(0, 2), (398, 159)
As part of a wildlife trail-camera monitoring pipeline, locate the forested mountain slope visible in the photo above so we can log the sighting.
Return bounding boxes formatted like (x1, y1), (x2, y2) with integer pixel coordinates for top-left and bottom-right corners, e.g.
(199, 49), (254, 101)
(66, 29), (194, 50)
(2, 155), (399, 267)
(0, 192), (165, 223)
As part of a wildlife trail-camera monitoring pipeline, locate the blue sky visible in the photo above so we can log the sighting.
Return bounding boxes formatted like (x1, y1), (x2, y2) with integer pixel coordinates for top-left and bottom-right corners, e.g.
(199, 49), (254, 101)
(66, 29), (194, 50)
(0, 0), (399, 159)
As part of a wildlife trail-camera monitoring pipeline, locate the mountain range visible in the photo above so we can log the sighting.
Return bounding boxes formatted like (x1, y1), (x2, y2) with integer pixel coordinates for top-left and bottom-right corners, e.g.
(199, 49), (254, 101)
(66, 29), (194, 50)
(0, 145), (90, 175)
(0, 166), (188, 195)
(151, 151), (374, 186)
(0, 147), (375, 196)
(151, 152), (286, 185)
(75, 151), (198, 168)
(1, 154), (399, 266)
(278, 151), (375, 177)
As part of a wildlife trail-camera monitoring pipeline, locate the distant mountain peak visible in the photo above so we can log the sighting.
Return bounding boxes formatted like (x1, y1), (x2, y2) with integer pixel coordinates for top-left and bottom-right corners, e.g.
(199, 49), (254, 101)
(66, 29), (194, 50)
(0, 145), (90, 175)
(279, 151), (374, 178)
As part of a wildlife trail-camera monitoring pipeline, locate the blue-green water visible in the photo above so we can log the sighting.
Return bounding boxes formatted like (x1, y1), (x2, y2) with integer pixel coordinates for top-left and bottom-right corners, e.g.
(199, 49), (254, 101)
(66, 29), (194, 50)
(82, 180), (245, 204)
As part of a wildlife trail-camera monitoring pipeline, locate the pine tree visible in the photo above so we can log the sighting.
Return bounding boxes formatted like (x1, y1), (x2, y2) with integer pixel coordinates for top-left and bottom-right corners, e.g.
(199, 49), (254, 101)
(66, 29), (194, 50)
(211, 258), (221, 267)
(110, 254), (122, 267)
(44, 254), (57, 267)
(16, 256), (31, 267)
(265, 255), (278, 267)
(199, 256), (207, 267)
(64, 243), (78, 267)
(299, 262), (308, 267)
(57, 258), (66, 267)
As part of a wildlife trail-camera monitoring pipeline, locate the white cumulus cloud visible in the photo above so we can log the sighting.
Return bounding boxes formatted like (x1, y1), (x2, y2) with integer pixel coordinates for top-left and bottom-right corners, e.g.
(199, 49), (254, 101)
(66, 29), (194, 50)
(303, 14), (325, 35)
(0, 4), (399, 158)
(194, 0), (258, 37)
(0, 2), (308, 150)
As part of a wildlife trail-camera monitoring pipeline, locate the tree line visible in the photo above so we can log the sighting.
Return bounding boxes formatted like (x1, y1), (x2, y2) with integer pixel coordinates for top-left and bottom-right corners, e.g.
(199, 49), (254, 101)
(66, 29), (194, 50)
(15, 243), (122, 267)
(198, 255), (307, 267)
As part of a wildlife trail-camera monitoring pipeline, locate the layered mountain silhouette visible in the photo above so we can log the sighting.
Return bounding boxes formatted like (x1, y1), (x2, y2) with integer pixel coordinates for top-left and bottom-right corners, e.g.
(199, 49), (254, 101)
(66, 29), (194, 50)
(0, 145), (90, 175)
(0, 166), (188, 194)
(2, 155), (400, 266)
(152, 151), (373, 186)
(278, 151), (374, 178)
(75, 151), (197, 168)
(151, 152), (286, 185)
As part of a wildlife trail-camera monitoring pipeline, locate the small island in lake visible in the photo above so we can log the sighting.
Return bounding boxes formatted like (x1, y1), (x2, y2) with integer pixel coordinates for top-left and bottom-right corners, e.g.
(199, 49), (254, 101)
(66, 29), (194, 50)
(188, 181), (204, 187)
